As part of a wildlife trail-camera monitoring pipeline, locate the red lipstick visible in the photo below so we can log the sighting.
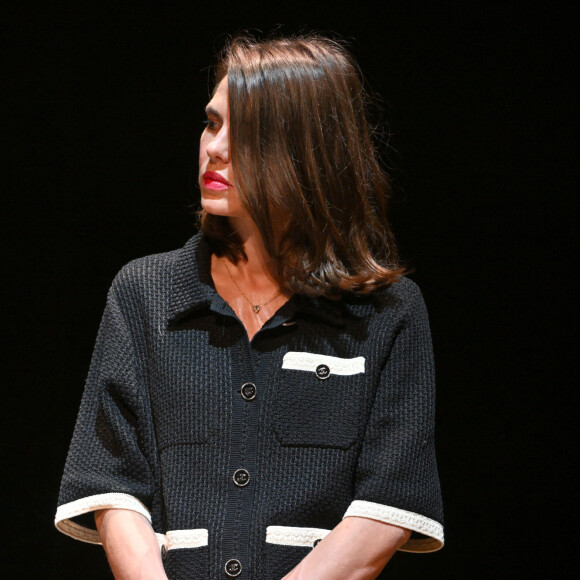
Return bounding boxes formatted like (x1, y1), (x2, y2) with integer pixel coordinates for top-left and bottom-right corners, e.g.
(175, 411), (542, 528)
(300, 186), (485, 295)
(203, 171), (231, 191)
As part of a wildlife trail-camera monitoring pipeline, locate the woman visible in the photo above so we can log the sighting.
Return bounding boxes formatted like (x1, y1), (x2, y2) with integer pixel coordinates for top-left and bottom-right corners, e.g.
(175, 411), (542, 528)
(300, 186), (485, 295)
(55, 34), (444, 579)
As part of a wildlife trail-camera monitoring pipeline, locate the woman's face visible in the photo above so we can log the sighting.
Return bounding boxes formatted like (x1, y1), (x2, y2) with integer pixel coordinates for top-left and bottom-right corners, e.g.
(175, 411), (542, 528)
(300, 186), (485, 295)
(199, 76), (247, 220)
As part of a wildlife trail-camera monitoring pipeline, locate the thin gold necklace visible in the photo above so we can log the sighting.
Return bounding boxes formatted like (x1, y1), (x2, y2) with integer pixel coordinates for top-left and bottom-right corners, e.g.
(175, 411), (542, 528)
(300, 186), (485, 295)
(223, 259), (283, 314)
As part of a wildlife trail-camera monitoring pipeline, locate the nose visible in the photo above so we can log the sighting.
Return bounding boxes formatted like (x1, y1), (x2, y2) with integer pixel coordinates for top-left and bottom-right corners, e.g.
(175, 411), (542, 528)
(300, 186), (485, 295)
(206, 126), (229, 164)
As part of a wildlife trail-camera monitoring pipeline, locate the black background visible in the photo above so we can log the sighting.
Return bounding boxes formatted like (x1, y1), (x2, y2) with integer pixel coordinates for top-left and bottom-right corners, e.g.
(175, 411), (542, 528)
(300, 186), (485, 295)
(2, 2), (576, 578)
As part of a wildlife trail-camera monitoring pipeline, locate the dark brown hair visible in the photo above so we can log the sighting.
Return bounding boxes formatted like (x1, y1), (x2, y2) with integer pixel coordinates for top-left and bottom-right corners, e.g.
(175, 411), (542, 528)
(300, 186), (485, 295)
(200, 33), (404, 296)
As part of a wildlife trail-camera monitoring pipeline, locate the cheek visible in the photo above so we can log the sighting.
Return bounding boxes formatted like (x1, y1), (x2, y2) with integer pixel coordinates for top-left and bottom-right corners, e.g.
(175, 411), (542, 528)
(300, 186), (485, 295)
(199, 136), (209, 165)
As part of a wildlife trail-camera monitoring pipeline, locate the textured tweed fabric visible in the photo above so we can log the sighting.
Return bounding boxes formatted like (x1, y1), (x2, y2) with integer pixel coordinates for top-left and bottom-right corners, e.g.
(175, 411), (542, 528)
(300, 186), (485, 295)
(56, 233), (444, 579)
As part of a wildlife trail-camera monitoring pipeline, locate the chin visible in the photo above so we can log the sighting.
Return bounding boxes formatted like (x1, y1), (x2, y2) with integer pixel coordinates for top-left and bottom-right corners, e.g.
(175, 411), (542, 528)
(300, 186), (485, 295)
(201, 197), (229, 217)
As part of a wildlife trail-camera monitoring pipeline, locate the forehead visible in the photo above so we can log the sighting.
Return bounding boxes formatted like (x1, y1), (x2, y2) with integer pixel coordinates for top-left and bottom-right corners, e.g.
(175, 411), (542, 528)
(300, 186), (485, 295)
(206, 76), (229, 114)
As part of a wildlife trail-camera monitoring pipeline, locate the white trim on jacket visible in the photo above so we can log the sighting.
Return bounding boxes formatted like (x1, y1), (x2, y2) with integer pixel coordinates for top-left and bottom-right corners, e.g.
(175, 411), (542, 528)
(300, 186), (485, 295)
(265, 526), (331, 547)
(282, 352), (365, 375)
(55, 492), (152, 544)
(344, 500), (444, 552)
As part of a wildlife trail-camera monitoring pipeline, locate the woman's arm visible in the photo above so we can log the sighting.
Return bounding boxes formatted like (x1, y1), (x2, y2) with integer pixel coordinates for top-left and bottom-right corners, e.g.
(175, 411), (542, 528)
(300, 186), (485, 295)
(95, 509), (168, 580)
(282, 517), (410, 580)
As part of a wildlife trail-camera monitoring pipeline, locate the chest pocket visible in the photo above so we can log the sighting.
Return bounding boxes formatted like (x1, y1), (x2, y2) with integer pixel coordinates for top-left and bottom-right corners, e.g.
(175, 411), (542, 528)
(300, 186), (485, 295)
(271, 352), (366, 449)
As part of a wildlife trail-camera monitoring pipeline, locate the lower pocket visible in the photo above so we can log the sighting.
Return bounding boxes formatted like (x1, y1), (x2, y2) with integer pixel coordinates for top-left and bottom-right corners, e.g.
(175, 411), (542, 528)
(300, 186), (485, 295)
(264, 544), (309, 579)
(157, 529), (209, 580)
(264, 526), (330, 579)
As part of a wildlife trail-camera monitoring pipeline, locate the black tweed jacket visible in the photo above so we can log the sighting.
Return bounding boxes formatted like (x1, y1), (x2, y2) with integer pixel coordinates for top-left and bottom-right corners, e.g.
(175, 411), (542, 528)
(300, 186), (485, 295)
(56, 233), (444, 579)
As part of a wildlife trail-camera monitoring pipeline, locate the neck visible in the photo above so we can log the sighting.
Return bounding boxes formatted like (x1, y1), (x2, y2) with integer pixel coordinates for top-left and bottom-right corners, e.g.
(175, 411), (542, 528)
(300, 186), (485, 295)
(228, 216), (274, 279)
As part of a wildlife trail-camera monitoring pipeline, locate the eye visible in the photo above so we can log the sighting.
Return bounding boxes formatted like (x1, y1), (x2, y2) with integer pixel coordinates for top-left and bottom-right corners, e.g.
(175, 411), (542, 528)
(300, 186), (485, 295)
(202, 119), (218, 132)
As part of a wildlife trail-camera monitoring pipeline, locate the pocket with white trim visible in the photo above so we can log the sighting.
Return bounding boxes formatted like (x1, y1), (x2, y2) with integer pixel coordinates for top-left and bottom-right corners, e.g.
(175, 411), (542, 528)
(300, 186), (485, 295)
(158, 529), (209, 578)
(264, 526), (330, 579)
(272, 352), (366, 449)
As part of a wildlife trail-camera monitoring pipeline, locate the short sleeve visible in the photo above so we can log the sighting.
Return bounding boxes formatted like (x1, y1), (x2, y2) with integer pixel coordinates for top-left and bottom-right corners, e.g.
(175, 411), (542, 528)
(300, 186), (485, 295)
(55, 269), (158, 544)
(344, 282), (444, 552)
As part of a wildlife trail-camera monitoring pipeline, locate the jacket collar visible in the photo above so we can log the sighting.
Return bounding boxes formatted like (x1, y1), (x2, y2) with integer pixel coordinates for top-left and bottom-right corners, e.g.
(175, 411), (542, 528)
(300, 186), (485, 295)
(168, 233), (215, 324)
(167, 233), (371, 328)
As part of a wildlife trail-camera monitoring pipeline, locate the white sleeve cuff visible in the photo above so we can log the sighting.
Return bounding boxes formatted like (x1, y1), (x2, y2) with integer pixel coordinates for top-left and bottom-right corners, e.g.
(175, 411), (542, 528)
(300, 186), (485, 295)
(343, 500), (444, 553)
(54, 492), (152, 544)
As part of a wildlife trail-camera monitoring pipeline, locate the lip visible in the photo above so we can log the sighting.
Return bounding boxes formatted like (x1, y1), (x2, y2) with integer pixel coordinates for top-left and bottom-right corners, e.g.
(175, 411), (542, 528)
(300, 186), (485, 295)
(202, 171), (231, 190)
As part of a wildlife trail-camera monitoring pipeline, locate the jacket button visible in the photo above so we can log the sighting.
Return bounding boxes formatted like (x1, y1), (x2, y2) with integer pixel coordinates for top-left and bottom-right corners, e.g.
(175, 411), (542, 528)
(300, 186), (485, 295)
(233, 468), (250, 487)
(161, 544), (168, 560)
(225, 558), (242, 577)
(313, 538), (322, 547)
(315, 364), (330, 380)
(240, 382), (257, 401)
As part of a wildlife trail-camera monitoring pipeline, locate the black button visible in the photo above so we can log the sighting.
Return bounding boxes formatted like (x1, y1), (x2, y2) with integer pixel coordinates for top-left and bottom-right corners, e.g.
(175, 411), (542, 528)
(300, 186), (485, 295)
(233, 468), (250, 487)
(161, 544), (168, 560)
(315, 364), (330, 380)
(313, 538), (322, 547)
(240, 382), (257, 401)
(225, 559), (242, 577)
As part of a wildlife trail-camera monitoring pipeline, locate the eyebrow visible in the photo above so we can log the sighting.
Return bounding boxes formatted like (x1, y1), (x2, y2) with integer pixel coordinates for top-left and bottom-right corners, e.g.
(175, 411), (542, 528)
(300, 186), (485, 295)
(205, 106), (222, 121)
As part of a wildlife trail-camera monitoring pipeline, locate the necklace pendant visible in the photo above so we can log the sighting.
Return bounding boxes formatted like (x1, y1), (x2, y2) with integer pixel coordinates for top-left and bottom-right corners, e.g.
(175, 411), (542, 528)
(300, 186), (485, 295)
(253, 305), (261, 314)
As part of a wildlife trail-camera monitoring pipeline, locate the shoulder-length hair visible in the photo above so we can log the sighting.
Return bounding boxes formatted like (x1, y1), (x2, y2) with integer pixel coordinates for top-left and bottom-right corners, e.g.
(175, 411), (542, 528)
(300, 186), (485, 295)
(200, 34), (405, 296)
